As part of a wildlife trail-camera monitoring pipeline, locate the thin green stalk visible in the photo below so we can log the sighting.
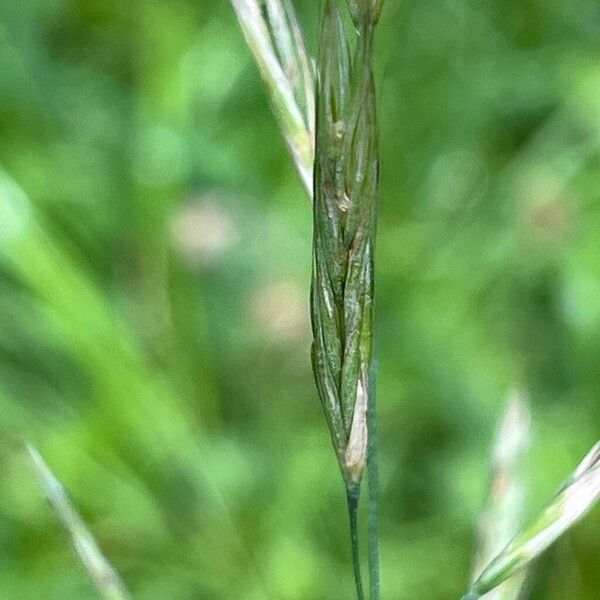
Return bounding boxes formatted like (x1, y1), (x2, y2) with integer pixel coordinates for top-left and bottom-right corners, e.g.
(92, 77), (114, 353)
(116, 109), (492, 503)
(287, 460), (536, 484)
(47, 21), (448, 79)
(367, 355), (381, 600)
(347, 486), (366, 600)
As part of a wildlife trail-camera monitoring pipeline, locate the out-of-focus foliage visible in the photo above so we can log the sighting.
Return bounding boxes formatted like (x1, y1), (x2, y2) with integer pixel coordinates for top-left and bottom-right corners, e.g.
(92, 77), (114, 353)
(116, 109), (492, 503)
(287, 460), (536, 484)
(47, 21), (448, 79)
(0, 1), (599, 599)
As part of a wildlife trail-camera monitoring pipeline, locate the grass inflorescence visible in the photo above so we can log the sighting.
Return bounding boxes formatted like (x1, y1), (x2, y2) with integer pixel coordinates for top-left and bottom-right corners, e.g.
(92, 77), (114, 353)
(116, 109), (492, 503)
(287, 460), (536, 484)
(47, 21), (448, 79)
(311, 0), (382, 597)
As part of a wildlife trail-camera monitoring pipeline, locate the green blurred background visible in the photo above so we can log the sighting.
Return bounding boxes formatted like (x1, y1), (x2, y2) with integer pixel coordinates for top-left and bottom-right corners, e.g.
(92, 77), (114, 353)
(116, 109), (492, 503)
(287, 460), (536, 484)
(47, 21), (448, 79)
(1, 1), (599, 598)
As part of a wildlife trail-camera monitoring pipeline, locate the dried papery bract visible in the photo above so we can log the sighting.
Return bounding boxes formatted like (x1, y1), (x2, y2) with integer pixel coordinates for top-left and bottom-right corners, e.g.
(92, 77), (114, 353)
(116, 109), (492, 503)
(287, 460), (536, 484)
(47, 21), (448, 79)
(231, 0), (315, 196)
(311, 0), (381, 597)
(27, 445), (130, 600)
(463, 441), (600, 599)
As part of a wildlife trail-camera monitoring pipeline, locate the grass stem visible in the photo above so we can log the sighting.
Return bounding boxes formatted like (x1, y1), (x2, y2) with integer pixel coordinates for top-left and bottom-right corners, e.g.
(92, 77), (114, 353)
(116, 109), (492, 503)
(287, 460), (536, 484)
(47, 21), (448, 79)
(347, 485), (366, 600)
(367, 357), (381, 600)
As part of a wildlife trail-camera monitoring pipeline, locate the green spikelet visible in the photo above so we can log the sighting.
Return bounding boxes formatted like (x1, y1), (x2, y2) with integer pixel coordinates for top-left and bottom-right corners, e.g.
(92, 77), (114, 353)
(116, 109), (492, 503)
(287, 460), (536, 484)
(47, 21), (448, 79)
(311, 1), (381, 598)
(311, 0), (379, 493)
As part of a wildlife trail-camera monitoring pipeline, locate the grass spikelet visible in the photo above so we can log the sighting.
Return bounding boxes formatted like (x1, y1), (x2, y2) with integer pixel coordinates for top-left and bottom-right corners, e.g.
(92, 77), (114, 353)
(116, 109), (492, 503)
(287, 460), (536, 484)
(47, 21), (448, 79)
(311, 0), (381, 597)
(312, 0), (379, 500)
(231, 0), (315, 195)
(465, 440), (600, 599)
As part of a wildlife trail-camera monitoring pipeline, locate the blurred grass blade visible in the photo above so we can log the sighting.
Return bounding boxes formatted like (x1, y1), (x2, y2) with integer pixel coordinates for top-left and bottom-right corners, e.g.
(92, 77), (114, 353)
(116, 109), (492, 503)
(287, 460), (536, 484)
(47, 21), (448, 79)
(473, 390), (531, 600)
(231, 0), (314, 195)
(27, 445), (130, 600)
(1, 169), (270, 597)
(464, 441), (600, 599)
(571, 442), (600, 480)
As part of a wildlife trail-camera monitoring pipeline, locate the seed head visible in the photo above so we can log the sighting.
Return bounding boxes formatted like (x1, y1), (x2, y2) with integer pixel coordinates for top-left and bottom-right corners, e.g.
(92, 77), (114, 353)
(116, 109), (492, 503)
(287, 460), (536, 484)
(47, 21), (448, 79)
(468, 442), (600, 598)
(311, 0), (379, 488)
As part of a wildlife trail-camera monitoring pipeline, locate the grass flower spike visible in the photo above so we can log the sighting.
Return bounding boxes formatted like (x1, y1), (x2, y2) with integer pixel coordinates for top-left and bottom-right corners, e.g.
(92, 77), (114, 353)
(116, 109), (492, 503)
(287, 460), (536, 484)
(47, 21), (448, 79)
(233, 1), (383, 596)
(312, 0), (379, 491)
(311, 0), (381, 597)
(463, 441), (600, 599)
